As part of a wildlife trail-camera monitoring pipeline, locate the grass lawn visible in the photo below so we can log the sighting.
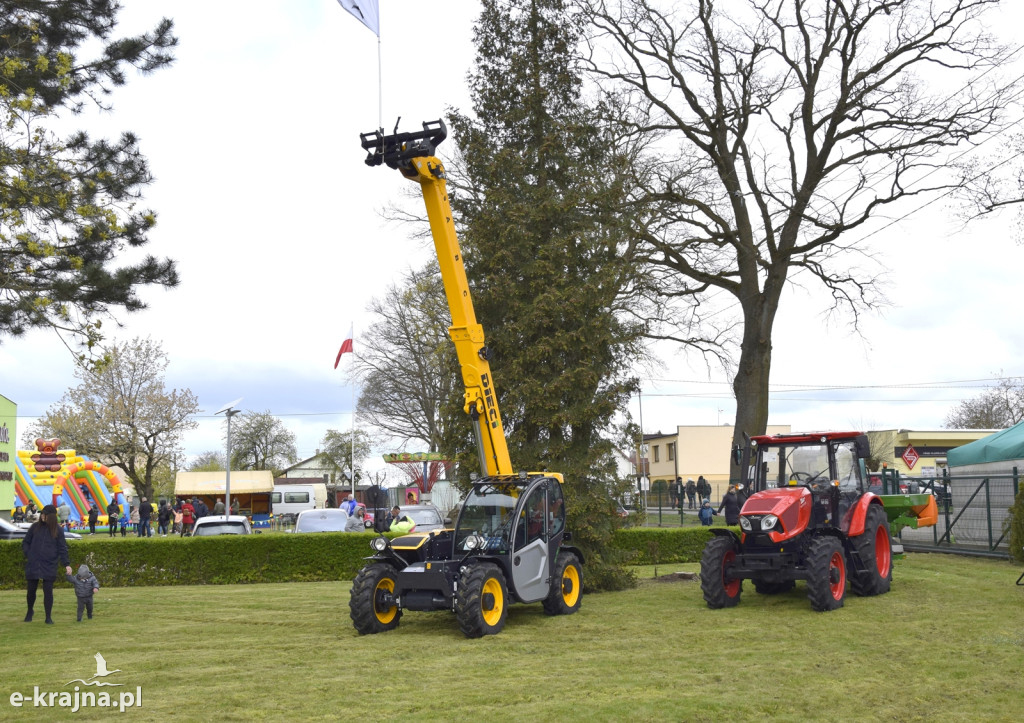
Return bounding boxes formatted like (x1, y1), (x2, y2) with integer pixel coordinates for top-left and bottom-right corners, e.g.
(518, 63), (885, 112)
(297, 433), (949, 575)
(1, 553), (1021, 721)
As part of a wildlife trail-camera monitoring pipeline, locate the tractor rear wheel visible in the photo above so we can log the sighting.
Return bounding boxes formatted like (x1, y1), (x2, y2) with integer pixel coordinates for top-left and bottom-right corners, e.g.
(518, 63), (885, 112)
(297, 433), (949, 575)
(806, 536), (846, 611)
(753, 579), (795, 595)
(455, 563), (508, 638)
(543, 552), (583, 616)
(349, 563), (402, 634)
(700, 536), (742, 608)
(849, 504), (893, 597)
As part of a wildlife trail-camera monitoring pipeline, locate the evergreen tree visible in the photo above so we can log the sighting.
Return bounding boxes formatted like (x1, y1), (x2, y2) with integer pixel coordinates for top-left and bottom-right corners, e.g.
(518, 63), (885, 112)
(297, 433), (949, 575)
(448, 0), (643, 590)
(0, 1), (178, 355)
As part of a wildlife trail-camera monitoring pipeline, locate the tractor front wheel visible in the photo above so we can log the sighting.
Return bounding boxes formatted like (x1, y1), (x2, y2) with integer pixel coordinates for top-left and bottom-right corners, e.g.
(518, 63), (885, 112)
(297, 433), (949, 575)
(455, 563), (508, 638)
(350, 563), (402, 634)
(849, 504), (893, 597)
(700, 536), (742, 608)
(543, 552), (583, 616)
(806, 536), (846, 611)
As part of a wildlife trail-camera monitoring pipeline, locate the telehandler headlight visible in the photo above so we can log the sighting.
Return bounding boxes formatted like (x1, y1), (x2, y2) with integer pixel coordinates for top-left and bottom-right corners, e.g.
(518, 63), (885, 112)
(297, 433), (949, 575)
(739, 517), (752, 532)
(464, 534), (485, 551)
(761, 514), (778, 531)
(371, 536), (389, 552)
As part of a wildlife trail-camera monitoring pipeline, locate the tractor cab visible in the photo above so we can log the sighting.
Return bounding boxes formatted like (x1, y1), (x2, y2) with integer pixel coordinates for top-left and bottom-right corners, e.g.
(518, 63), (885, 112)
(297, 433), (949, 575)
(741, 432), (870, 541)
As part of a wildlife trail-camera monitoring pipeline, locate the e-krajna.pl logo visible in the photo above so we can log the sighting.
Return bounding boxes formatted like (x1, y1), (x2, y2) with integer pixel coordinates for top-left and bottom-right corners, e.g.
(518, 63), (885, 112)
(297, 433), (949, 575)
(8, 653), (142, 713)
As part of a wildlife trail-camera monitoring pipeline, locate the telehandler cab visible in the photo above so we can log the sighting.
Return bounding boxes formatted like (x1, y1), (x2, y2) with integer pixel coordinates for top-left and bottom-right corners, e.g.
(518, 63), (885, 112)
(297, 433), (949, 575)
(701, 431), (937, 611)
(349, 120), (583, 637)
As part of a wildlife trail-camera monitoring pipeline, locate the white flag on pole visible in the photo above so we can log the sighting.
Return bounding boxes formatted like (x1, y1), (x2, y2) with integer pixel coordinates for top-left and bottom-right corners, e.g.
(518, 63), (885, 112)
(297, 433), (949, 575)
(337, 0), (380, 36)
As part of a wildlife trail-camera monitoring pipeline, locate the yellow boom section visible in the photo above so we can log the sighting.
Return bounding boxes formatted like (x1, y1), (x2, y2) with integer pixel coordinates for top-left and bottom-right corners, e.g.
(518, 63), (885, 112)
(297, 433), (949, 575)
(360, 120), (513, 476)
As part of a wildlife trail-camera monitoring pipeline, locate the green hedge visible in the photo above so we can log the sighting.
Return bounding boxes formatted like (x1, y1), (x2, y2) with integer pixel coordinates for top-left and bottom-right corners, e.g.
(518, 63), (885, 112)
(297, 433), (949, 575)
(0, 527), (735, 589)
(609, 526), (732, 565)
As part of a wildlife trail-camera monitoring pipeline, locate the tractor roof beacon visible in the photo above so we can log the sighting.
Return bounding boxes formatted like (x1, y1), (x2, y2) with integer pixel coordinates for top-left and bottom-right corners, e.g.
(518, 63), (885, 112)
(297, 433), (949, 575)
(349, 120), (584, 638)
(701, 431), (937, 612)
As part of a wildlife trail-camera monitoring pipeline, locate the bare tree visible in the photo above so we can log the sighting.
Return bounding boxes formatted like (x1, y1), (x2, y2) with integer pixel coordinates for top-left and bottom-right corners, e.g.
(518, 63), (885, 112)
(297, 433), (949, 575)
(353, 263), (459, 453)
(944, 375), (1024, 428)
(26, 337), (198, 500)
(581, 0), (1020, 474)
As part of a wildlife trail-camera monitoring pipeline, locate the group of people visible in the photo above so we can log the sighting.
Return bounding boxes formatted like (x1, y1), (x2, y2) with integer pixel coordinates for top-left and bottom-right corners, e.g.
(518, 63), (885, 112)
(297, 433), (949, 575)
(20, 503), (100, 624)
(671, 476), (713, 509)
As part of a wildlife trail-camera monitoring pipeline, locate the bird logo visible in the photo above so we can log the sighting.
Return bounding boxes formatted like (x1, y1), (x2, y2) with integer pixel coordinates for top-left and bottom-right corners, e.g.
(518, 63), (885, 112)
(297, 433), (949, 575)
(65, 653), (124, 687)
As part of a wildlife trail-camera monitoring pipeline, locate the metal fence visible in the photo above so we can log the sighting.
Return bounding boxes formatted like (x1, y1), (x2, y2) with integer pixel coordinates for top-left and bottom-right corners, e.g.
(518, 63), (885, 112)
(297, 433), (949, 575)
(883, 468), (1019, 558)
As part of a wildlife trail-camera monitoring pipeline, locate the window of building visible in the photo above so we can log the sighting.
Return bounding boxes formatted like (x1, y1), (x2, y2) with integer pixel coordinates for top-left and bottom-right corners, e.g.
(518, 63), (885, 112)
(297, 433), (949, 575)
(667, 442), (675, 461)
(653, 445), (660, 463)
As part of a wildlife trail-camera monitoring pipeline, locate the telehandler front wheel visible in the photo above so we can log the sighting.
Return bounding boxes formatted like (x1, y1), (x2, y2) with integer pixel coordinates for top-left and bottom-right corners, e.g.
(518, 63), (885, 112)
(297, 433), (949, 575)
(543, 552), (583, 616)
(455, 563), (508, 638)
(350, 563), (402, 635)
(700, 536), (742, 608)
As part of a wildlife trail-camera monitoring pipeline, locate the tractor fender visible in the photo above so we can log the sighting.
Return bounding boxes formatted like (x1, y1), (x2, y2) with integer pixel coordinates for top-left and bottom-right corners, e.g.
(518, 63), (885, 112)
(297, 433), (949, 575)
(843, 494), (883, 537)
(708, 528), (742, 545)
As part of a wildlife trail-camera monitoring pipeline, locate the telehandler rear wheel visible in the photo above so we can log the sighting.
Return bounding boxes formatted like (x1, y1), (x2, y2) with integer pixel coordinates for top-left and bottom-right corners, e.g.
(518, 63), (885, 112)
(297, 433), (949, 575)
(806, 536), (846, 611)
(455, 563), (508, 638)
(543, 552), (583, 615)
(849, 504), (892, 597)
(700, 536), (742, 608)
(350, 563), (402, 635)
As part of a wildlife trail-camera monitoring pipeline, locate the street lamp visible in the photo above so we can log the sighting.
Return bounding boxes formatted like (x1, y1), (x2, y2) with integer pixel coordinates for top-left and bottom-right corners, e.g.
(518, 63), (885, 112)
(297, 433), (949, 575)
(216, 397), (243, 516)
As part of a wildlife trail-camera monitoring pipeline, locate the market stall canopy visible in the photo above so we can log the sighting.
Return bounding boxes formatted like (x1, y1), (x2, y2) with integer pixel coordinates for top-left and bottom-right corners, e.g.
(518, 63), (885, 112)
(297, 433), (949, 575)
(947, 421), (1024, 467)
(174, 471), (274, 496)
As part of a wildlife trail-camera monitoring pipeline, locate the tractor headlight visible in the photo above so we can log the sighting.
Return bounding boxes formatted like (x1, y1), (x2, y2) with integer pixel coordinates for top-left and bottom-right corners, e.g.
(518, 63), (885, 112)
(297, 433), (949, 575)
(464, 534), (484, 551)
(370, 536), (389, 552)
(761, 514), (778, 531)
(739, 517), (752, 532)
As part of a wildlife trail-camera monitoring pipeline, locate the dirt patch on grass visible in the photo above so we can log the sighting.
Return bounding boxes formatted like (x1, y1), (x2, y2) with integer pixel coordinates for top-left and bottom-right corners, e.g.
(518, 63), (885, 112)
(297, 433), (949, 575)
(641, 571), (700, 584)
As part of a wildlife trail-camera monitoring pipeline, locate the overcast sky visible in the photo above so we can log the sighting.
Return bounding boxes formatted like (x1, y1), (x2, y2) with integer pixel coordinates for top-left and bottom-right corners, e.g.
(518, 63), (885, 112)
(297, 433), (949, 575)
(3, 0), (1024, 482)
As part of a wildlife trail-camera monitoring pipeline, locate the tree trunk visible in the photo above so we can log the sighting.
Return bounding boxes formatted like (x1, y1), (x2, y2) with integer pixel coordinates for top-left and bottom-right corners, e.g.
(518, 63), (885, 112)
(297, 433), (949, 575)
(730, 289), (780, 483)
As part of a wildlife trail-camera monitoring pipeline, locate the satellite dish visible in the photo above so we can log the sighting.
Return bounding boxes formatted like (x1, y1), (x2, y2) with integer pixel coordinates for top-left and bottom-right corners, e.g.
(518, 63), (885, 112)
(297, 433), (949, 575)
(216, 397), (244, 415)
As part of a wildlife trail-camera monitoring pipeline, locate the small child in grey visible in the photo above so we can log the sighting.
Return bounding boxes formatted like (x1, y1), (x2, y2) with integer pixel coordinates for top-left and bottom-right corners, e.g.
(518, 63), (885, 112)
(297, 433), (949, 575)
(65, 564), (100, 621)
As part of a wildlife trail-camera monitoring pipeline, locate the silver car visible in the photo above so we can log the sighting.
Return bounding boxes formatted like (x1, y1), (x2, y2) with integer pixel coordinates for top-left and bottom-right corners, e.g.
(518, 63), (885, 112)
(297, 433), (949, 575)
(190, 515), (252, 536)
(397, 504), (449, 532)
(294, 508), (351, 533)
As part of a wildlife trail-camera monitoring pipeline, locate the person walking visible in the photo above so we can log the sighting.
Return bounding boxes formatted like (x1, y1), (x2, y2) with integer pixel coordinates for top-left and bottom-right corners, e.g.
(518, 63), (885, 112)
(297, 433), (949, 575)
(213, 498), (226, 515)
(180, 498), (196, 537)
(22, 504), (72, 624)
(686, 478), (697, 509)
(87, 505), (99, 535)
(130, 506), (140, 536)
(172, 505), (183, 535)
(717, 485), (742, 526)
(106, 500), (120, 537)
(698, 498), (717, 526)
(65, 564), (101, 622)
(157, 501), (172, 536)
(138, 497), (153, 537)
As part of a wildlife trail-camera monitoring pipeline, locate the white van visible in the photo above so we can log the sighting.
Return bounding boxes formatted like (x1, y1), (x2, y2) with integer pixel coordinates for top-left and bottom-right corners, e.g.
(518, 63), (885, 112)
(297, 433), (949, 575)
(271, 483), (327, 522)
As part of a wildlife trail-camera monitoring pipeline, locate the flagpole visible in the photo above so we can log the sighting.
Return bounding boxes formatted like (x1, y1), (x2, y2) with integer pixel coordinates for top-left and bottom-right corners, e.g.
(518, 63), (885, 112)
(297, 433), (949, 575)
(351, 322), (356, 499)
(377, 33), (383, 133)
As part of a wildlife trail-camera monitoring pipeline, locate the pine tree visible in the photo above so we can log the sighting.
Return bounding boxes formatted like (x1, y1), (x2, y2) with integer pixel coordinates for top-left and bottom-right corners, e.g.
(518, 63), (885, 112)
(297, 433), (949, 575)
(448, 0), (643, 590)
(0, 1), (178, 355)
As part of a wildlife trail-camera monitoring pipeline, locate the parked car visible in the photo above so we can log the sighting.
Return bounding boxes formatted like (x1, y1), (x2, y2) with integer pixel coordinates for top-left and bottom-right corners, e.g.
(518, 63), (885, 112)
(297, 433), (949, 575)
(0, 518), (82, 540)
(190, 515), (252, 537)
(294, 508), (352, 533)
(396, 504), (449, 532)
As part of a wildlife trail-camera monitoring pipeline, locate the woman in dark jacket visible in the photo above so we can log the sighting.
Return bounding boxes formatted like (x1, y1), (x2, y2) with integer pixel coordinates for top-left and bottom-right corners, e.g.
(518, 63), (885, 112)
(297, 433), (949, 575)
(717, 486), (742, 526)
(22, 504), (72, 624)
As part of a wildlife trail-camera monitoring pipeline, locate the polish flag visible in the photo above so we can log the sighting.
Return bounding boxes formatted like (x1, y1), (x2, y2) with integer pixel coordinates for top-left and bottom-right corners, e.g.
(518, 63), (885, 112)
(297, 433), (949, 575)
(334, 324), (354, 369)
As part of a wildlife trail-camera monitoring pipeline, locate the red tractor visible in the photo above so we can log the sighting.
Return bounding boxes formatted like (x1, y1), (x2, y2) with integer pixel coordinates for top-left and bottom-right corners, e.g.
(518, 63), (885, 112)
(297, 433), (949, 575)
(701, 432), (901, 611)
